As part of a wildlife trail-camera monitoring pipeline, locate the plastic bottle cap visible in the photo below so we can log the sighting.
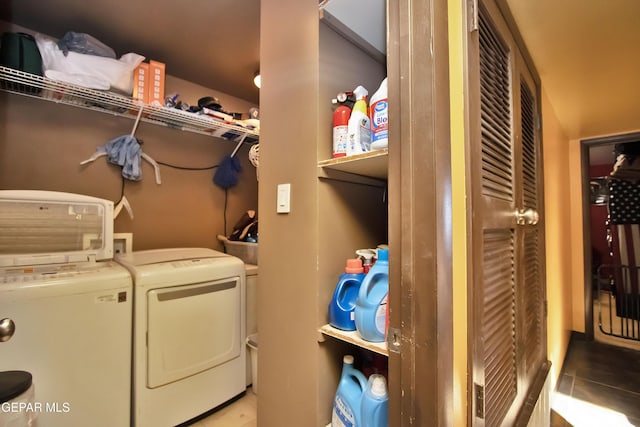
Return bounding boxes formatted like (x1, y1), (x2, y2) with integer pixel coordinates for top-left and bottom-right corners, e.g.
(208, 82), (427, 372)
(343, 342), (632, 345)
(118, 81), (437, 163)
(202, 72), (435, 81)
(353, 85), (368, 100)
(356, 249), (376, 260)
(345, 258), (364, 274)
(369, 374), (387, 397)
(377, 248), (389, 262)
(343, 355), (354, 365)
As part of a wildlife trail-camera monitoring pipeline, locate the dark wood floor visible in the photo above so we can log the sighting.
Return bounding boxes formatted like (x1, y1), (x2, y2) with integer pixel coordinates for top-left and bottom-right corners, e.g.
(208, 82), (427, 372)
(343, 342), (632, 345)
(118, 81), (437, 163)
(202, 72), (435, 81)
(555, 335), (640, 426)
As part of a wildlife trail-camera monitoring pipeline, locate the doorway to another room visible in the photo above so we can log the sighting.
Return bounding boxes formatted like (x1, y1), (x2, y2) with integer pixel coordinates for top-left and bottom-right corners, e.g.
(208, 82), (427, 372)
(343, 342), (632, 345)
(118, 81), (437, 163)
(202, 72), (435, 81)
(582, 133), (640, 352)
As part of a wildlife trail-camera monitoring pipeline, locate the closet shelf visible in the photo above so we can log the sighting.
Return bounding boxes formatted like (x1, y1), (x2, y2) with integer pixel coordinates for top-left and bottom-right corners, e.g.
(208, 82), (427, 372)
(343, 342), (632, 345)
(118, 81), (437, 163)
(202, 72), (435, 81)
(0, 66), (259, 143)
(319, 324), (388, 356)
(318, 149), (388, 185)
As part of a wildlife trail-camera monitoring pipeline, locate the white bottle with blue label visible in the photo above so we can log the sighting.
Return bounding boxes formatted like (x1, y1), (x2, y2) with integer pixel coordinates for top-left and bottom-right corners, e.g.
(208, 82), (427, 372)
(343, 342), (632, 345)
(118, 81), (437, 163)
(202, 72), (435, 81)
(369, 78), (388, 151)
(361, 374), (389, 427)
(355, 248), (389, 342)
(332, 355), (367, 427)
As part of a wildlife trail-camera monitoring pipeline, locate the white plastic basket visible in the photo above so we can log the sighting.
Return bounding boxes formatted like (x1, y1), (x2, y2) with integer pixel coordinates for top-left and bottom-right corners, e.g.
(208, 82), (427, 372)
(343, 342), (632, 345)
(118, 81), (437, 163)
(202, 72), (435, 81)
(218, 235), (258, 265)
(246, 333), (258, 394)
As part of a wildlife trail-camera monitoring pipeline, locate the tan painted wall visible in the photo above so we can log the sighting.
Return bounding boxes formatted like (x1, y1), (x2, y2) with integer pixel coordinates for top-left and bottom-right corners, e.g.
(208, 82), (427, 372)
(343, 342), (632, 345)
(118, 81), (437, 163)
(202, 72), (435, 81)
(258, 1), (387, 425)
(568, 137), (587, 332)
(257, 1), (321, 425)
(0, 76), (258, 250)
(448, 0), (469, 425)
(541, 86), (574, 386)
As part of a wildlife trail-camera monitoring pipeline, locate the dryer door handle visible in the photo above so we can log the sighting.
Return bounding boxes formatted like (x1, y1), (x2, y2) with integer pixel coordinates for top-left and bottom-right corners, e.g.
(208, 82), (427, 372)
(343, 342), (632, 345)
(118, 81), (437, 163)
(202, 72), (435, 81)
(0, 318), (15, 342)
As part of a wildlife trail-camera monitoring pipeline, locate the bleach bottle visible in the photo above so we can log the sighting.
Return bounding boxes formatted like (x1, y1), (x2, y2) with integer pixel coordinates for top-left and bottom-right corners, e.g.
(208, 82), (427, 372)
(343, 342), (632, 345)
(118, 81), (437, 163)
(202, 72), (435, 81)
(361, 374), (389, 427)
(355, 248), (389, 342)
(332, 355), (367, 427)
(369, 78), (388, 151)
(328, 259), (366, 330)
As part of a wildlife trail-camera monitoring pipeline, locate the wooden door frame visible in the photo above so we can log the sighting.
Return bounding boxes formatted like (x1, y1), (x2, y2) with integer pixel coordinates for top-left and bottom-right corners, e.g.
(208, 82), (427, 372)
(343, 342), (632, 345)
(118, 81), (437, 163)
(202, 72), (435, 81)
(387, 0), (453, 425)
(580, 131), (640, 341)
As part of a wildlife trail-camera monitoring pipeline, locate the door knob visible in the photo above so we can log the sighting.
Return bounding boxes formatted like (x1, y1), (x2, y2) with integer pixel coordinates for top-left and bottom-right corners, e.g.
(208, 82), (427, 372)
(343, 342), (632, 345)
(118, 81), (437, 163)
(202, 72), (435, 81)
(0, 318), (15, 342)
(516, 208), (539, 225)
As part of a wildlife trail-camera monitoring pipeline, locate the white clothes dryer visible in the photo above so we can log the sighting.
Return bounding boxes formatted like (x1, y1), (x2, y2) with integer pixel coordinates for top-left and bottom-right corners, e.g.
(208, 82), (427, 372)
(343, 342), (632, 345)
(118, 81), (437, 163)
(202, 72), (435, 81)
(116, 248), (246, 427)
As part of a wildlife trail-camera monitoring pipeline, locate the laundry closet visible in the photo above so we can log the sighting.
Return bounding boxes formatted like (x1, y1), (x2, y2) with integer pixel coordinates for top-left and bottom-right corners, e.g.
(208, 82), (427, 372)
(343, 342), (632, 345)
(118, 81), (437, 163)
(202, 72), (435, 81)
(0, 2), (261, 427)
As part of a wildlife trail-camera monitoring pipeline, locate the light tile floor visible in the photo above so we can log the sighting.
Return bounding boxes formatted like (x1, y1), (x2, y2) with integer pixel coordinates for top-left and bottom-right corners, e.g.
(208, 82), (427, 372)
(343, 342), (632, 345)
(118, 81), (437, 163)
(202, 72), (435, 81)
(554, 337), (640, 426)
(188, 387), (257, 427)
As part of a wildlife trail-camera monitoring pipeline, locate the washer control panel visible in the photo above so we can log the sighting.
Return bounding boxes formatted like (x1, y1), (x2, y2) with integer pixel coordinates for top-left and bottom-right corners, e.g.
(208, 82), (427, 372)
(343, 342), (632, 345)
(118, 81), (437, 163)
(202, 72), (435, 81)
(0, 264), (83, 283)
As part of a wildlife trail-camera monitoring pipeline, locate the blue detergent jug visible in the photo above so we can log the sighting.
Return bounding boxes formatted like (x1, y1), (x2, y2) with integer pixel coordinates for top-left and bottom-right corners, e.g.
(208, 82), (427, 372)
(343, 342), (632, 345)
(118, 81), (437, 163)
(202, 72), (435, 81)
(361, 374), (389, 427)
(329, 259), (366, 330)
(355, 248), (389, 342)
(332, 355), (368, 427)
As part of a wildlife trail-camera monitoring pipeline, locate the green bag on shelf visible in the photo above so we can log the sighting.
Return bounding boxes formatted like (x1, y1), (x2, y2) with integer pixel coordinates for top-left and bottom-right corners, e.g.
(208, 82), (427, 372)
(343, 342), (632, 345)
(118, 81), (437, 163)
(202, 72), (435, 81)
(0, 32), (43, 93)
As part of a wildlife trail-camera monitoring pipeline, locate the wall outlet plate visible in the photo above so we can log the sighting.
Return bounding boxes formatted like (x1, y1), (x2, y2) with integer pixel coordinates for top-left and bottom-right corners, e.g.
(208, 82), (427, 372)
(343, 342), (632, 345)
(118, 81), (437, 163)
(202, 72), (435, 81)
(113, 233), (133, 254)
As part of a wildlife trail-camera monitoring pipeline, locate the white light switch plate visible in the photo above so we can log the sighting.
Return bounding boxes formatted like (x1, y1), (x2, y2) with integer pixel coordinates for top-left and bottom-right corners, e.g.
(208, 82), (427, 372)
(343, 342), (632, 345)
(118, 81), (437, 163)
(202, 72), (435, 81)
(277, 183), (291, 213)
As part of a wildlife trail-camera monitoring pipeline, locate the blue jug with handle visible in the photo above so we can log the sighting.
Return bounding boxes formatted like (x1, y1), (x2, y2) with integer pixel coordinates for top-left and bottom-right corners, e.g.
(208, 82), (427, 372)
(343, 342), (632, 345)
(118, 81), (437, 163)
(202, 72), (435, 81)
(355, 248), (389, 342)
(332, 355), (367, 427)
(361, 374), (389, 427)
(329, 259), (366, 330)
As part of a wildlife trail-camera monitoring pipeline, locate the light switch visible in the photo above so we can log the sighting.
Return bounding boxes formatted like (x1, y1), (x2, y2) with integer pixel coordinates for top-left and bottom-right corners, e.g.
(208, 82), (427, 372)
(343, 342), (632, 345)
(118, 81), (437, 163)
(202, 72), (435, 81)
(277, 183), (291, 213)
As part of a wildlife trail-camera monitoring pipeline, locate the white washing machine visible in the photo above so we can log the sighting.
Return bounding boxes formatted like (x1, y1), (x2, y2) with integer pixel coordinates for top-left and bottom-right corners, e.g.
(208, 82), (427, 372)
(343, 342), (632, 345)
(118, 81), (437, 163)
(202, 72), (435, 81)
(0, 190), (132, 427)
(116, 248), (246, 427)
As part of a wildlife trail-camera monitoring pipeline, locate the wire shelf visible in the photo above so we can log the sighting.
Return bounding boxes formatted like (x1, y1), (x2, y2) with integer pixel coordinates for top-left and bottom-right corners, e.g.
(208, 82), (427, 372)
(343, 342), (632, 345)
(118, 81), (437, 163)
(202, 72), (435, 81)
(0, 66), (259, 143)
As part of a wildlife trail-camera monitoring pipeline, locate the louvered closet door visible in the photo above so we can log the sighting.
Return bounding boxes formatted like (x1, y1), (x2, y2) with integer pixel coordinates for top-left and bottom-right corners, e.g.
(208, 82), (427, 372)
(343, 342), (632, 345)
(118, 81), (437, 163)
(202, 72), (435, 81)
(469, 1), (547, 425)
(518, 69), (546, 391)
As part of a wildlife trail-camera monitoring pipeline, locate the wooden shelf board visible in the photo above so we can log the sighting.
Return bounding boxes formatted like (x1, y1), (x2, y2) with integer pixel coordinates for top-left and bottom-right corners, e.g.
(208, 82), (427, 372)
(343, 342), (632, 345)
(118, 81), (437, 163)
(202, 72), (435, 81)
(319, 324), (388, 356)
(318, 149), (388, 180)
